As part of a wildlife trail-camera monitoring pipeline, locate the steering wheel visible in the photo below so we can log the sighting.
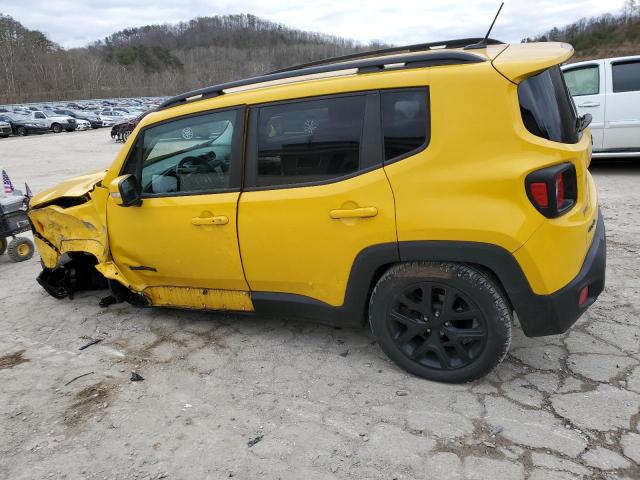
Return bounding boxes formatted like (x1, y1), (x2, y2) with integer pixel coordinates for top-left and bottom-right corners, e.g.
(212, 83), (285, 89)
(176, 155), (212, 174)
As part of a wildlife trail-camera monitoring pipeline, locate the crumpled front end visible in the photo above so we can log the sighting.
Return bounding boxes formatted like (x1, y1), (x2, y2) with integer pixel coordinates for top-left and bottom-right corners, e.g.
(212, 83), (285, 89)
(28, 173), (112, 299)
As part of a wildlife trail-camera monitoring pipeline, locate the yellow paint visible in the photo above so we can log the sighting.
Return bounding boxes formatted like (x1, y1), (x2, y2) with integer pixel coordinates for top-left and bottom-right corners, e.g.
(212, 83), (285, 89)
(106, 192), (248, 293)
(31, 169), (107, 208)
(143, 286), (254, 311)
(238, 169), (396, 306)
(492, 42), (574, 83)
(29, 40), (596, 310)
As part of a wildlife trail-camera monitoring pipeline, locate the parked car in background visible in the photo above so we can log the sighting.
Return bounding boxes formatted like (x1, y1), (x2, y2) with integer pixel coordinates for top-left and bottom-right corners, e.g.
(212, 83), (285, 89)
(0, 113), (49, 136)
(74, 119), (91, 131)
(98, 110), (130, 126)
(52, 109), (102, 129)
(27, 111), (76, 133)
(0, 120), (11, 138)
(110, 111), (152, 142)
(562, 55), (640, 157)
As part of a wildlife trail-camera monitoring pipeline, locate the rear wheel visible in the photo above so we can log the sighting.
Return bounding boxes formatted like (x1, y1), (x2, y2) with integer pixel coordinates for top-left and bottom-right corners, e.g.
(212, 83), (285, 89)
(369, 262), (512, 383)
(7, 237), (35, 262)
(16, 126), (27, 136)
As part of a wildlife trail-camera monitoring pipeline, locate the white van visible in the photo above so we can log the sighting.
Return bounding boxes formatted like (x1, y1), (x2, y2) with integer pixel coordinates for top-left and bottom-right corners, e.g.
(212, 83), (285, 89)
(562, 56), (640, 157)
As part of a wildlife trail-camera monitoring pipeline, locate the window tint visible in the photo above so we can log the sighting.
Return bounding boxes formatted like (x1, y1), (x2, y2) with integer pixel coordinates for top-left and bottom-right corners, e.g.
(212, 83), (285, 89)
(381, 90), (428, 161)
(35, 112), (45, 119)
(255, 95), (365, 187)
(612, 60), (640, 93)
(563, 65), (599, 96)
(131, 109), (238, 195)
(518, 66), (579, 144)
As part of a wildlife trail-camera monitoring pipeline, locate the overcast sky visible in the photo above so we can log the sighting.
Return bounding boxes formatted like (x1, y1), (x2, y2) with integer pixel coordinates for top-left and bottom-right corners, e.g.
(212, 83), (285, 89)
(1, 0), (628, 48)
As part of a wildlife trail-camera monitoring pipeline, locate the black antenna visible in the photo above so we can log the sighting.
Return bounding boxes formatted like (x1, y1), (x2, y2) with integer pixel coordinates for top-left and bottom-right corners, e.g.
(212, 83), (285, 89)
(464, 2), (504, 50)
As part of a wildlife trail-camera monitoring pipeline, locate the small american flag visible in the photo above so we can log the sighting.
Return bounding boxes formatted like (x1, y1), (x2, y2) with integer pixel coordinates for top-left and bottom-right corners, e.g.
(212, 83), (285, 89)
(2, 169), (14, 194)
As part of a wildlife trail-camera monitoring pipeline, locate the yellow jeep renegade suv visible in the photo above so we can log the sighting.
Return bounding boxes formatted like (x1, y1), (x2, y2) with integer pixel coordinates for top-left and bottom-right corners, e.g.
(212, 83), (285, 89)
(28, 38), (605, 383)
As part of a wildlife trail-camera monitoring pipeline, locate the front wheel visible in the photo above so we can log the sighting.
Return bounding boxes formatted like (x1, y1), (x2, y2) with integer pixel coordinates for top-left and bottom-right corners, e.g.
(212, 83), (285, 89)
(51, 123), (62, 133)
(369, 262), (512, 383)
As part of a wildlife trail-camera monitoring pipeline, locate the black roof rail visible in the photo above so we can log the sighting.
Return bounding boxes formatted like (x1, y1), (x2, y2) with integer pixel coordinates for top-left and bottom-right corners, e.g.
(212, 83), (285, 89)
(268, 37), (503, 74)
(158, 41), (497, 111)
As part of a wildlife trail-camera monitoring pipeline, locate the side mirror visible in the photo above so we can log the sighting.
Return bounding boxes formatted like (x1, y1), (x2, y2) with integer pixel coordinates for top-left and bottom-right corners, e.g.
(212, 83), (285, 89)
(108, 174), (142, 207)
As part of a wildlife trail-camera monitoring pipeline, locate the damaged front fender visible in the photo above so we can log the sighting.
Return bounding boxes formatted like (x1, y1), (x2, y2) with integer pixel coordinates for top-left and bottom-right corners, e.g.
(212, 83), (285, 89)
(29, 187), (109, 269)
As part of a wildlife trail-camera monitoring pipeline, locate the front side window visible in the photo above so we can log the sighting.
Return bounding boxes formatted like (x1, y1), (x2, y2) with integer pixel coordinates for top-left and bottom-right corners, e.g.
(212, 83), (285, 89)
(612, 60), (640, 93)
(126, 109), (238, 195)
(563, 65), (600, 96)
(518, 66), (579, 144)
(35, 112), (45, 119)
(255, 95), (366, 187)
(381, 89), (429, 161)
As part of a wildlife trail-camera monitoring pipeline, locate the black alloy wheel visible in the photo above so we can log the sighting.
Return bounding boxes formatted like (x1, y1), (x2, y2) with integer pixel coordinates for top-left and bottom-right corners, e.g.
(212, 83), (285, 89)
(389, 281), (488, 370)
(369, 262), (512, 383)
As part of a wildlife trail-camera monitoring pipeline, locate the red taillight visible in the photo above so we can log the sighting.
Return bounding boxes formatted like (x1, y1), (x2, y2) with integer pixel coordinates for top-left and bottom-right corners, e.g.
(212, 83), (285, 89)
(578, 285), (589, 306)
(556, 173), (565, 209)
(525, 163), (577, 218)
(530, 182), (549, 208)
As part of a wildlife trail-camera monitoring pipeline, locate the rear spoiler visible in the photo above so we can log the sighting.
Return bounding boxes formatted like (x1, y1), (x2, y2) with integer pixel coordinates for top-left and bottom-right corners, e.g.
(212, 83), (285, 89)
(492, 42), (574, 83)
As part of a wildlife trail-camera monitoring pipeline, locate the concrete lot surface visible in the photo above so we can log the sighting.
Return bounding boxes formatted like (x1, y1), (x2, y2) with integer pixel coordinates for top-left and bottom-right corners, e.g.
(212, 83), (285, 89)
(1, 129), (639, 479)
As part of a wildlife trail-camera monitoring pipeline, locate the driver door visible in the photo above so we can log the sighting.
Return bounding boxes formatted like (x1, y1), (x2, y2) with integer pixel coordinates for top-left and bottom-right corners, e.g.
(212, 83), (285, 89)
(106, 106), (251, 310)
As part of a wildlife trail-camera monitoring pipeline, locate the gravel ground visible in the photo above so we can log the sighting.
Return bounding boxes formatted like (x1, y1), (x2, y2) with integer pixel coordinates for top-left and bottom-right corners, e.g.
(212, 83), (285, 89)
(1, 129), (639, 480)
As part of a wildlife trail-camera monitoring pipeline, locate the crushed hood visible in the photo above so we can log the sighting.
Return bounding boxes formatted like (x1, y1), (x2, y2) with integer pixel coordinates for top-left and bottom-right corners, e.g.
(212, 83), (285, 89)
(30, 169), (107, 208)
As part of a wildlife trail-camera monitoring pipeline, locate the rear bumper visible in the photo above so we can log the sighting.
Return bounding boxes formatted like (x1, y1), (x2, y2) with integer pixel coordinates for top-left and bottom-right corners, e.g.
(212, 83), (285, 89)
(516, 209), (606, 336)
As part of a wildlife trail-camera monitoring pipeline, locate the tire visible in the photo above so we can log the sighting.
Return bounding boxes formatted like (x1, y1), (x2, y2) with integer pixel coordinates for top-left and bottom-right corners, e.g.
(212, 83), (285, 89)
(369, 262), (512, 383)
(7, 237), (35, 262)
(123, 129), (131, 141)
(16, 126), (27, 136)
(0, 135), (8, 138)
(65, 128), (74, 132)
(51, 123), (62, 133)
(0, 238), (7, 255)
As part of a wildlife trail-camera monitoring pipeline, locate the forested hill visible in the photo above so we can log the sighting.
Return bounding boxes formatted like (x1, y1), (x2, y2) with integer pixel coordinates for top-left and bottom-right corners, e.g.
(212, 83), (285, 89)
(524, 2), (640, 62)
(0, 13), (380, 104)
(3, 5), (640, 104)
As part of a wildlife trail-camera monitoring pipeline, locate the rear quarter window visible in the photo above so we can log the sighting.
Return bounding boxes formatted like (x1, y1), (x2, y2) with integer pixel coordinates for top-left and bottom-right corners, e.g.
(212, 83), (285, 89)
(518, 66), (579, 144)
(381, 89), (429, 162)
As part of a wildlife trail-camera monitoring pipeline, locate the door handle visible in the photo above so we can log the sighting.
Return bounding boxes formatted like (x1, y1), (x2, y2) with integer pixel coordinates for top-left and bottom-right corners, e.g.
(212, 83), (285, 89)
(578, 102), (600, 107)
(191, 215), (229, 226)
(329, 206), (378, 219)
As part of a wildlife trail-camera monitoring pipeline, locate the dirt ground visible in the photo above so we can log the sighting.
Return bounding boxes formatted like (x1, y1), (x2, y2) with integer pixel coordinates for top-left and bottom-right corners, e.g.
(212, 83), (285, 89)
(0, 129), (639, 480)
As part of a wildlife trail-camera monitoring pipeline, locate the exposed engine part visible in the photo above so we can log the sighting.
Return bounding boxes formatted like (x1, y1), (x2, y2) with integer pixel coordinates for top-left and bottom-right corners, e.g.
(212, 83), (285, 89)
(37, 254), (108, 299)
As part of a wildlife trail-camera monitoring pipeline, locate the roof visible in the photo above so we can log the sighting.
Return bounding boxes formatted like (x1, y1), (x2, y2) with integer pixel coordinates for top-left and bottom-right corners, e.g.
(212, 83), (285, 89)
(158, 37), (504, 111)
(156, 39), (575, 112)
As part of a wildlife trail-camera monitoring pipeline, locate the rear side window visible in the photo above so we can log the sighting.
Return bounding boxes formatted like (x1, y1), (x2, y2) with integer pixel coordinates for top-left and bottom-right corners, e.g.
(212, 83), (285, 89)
(563, 65), (600, 96)
(612, 60), (640, 93)
(255, 95), (365, 187)
(518, 66), (579, 144)
(381, 89), (429, 161)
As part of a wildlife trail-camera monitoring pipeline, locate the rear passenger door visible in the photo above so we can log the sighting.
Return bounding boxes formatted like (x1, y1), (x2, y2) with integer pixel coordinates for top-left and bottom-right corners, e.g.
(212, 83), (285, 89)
(238, 92), (397, 307)
(563, 61), (605, 150)
(603, 58), (640, 151)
